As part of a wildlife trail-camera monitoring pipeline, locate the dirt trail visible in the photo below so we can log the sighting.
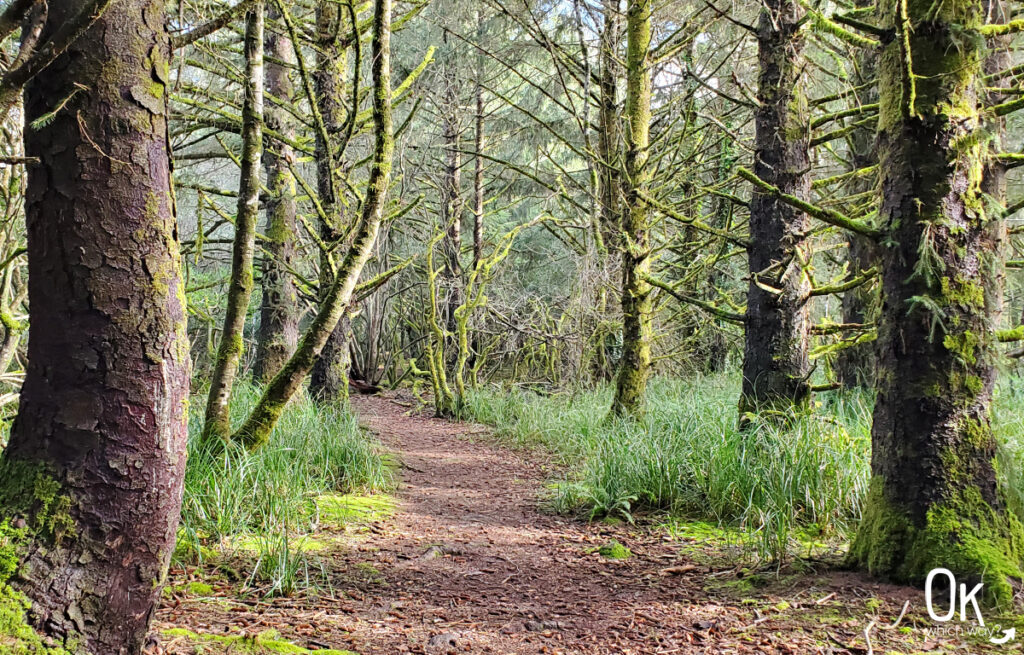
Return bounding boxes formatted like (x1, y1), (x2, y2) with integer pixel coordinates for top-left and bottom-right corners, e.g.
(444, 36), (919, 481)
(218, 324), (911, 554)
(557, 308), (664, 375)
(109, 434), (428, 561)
(158, 394), (979, 655)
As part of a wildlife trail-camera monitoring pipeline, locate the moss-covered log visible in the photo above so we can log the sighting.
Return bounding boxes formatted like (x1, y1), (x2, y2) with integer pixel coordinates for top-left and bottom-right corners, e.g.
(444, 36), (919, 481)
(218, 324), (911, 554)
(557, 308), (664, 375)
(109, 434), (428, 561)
(847, 0), (1024, 608)
(738, 0), (812, 421)
(0, 0), (191, 649)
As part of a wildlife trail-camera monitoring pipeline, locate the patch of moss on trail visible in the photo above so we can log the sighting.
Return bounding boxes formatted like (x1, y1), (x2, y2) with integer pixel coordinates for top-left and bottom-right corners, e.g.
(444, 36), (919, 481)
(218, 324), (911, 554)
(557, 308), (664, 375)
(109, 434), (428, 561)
(317, 493), (396, 528)
(162, 627), (358, 654)
(597, 540), (631, 559)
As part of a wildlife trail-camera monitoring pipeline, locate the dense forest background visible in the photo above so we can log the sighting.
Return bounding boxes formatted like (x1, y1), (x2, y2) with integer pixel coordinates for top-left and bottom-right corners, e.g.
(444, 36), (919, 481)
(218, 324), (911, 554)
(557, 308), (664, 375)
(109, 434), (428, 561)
(2, 0), (1024, 652)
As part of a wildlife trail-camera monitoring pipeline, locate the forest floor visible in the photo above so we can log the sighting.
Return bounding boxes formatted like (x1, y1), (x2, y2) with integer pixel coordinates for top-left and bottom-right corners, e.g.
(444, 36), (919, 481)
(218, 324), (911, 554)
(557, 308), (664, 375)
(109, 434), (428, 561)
(154, 393), (1020, 655)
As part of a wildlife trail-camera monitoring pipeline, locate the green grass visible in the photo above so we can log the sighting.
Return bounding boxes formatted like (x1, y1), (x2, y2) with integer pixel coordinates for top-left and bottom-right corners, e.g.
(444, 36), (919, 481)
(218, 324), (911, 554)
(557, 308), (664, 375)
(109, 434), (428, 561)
(177, 383), (393, 595)
(464, 374), (1024, 564)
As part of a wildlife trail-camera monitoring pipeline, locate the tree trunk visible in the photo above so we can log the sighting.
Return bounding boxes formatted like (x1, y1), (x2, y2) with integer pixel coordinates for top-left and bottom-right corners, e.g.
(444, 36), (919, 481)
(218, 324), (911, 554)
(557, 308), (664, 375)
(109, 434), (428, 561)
(835, 0), (879, 389)
(473, 60), (484, 273)
(468, 38), (485, 373)
(981, 0), (1009, 328)
(609, 0), (652, 417)
(590, 0), (622, 384)
(597, 0), (622, 254)
(0, 0), (190, 650)
(441, 48), (463, 351)
(233, 0), (393, 447)
(738, 0), (811, 421)
(253, 2), (300, 384)
(202, 1), (264, 440)
(309, 0), (350, 403)
(847, 0), (1024, 609)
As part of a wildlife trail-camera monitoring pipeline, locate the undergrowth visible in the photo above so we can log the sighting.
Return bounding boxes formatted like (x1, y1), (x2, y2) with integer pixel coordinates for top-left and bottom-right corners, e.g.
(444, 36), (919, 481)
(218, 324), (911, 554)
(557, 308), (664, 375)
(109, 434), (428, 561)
(464, 374), (1024, 564)
(176, 383), (393, 595)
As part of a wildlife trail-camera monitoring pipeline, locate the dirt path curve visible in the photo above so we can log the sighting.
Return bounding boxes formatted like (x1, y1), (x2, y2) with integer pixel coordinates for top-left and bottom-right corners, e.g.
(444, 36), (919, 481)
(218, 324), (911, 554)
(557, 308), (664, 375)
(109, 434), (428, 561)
(340, 394), (706, 654)
(158, 393), (942, 655)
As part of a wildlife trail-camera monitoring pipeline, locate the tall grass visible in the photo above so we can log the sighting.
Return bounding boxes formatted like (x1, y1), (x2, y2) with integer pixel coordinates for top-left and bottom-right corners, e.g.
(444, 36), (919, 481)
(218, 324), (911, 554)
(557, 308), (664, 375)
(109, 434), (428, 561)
(464, 374), (1024, 563)
(177, 383), (392, 594)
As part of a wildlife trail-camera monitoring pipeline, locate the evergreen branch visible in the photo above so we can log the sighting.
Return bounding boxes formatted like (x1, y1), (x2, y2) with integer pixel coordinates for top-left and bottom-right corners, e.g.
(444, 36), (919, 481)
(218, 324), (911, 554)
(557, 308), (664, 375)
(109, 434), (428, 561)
(737, 167), (881, 238)
(810, 103), (879, 129)
(643, 273), (746, 324)
(808, 267), (877, 297)
(0, 0), (114, 121)
(979, 20), (1024, 37)
(172, 0), (259, 49)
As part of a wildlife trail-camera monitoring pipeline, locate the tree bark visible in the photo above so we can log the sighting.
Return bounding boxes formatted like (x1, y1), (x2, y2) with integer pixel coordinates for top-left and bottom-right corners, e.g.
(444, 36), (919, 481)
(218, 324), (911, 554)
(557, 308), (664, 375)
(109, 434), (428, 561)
(253, 3), (300, 384)
(202, 1), (264, 440)
(0, 0), (190, 650)
(440, 43), (463, 351)
(847, 0), (1024, 608)
(309, 0), (350, 403)
(468, 31), (485, 373)
(835, 0), (879, 389)
(609, 0), (652, 417)
(590, 0), (622, 384)
(738, 0), (811, 421)
(232, 0), (393, 447)
(597, 0), (622, 254)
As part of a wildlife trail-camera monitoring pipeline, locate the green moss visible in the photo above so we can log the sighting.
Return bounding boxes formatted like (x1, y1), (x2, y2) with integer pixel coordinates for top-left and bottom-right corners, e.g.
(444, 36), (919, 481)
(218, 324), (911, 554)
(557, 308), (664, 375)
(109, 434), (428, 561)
(0, 521), (69, 654)
(597, 540), (631, 560)
(317, 493), (395, 528)
(186, 582), (214, 596)
(0, 461), (75, 544)
(943, 330), (980, 365)
(161, 627), (357, 654)
(940, 277), (985, 311)
(849, 477), (1024, 609)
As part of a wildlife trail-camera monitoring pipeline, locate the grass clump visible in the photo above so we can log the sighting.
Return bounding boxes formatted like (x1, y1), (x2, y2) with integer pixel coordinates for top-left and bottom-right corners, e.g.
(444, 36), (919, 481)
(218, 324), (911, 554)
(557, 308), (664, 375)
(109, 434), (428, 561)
(467, 373), (1024, 566)
(177, 383), (393, 595)
(464, 374), (872, 562)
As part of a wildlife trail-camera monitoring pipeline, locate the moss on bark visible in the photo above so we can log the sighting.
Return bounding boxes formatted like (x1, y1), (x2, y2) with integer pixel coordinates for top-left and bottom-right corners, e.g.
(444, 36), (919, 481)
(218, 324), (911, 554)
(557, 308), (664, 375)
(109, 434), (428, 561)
(848, 0), (1023, 608)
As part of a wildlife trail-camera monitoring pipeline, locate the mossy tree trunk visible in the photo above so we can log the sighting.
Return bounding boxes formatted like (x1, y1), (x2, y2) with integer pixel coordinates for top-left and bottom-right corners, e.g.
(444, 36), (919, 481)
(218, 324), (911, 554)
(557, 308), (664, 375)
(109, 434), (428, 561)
(0, 0), (191, 650)
(253, 1), (300, 384)
(469, 29), (485, 372)
(597, 0), (622, 255)
(738, 0), (812, 421)
(702, 123), (736, 374)
(232, 0), (393, 448)
(440, 43), (464, 354)
(609, 0), (652, 418)
(981, 0), (1009, 326)
(202, 1), (264, 440)
(835, 0), (879, 389)
(309, 0), (351, 403)
(589, 0), (622, 384)
(847, 0), (1024, 608)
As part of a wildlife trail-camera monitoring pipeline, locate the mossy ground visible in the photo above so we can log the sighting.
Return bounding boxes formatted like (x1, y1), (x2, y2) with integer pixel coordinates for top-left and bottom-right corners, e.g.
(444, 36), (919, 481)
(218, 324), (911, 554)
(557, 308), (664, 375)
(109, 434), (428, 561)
(596, 540), (631, 559)
(162, 628), (357, 654)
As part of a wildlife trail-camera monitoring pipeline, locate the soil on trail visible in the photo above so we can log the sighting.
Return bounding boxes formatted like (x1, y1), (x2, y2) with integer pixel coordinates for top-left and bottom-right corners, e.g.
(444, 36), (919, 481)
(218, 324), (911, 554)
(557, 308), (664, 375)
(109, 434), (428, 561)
(157, 394), (1015, 654)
